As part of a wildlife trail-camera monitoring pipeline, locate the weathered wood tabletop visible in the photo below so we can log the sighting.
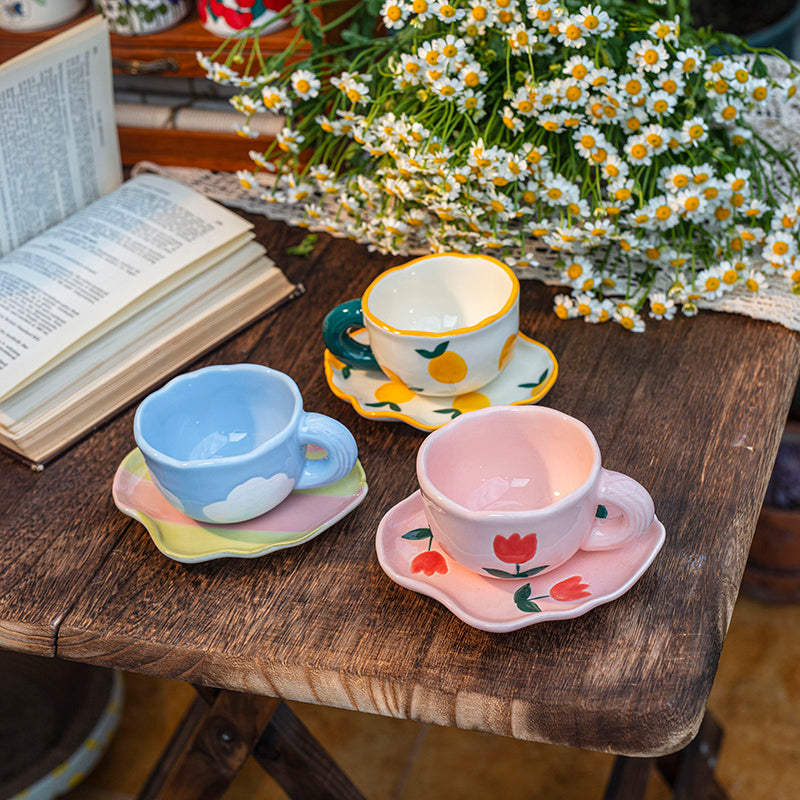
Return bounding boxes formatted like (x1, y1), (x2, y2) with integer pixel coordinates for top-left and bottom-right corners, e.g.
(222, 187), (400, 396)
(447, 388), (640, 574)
(1, 216), (798, 759)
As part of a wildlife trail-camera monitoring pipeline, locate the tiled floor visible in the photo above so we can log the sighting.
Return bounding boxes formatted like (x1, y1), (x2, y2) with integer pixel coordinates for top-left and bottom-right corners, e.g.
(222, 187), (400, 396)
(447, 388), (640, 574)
(57, 590), (800, 800)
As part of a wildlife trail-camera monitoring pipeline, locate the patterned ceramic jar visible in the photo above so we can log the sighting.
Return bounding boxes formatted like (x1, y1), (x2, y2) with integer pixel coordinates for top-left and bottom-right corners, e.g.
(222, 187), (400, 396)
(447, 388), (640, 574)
(95, 0), (190, 34)
(0, 0), (86, 31)
(197, 0), (291, 37)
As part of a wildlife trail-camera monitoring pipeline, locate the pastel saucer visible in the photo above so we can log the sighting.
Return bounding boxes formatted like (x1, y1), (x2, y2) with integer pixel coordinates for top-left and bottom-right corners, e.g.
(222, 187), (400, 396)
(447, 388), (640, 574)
(113, 447), (368, 563)
(324, 331), (558, 431)
(375, 491), (666, 633)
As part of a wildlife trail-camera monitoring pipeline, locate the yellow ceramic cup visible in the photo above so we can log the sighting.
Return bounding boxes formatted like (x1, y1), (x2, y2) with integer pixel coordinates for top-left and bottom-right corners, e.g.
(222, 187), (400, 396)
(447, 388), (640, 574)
(322, 253), (520, 397)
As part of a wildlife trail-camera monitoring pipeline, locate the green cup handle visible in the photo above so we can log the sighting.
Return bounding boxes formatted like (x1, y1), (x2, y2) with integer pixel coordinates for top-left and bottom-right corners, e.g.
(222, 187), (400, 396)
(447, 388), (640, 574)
(322, 299), (381, 371)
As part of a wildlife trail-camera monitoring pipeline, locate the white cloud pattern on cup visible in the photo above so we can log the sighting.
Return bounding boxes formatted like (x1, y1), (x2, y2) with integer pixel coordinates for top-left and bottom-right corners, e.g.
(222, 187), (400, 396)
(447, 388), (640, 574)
(202, 474), (295, 523)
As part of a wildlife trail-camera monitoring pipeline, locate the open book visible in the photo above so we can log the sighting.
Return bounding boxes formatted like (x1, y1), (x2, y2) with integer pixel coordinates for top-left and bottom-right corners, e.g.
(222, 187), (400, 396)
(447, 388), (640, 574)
(0, 17), (300, 467)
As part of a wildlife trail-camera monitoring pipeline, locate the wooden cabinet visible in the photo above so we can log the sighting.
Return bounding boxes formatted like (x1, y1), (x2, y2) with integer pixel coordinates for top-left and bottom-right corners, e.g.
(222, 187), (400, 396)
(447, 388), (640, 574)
(0, 8), (322, 170)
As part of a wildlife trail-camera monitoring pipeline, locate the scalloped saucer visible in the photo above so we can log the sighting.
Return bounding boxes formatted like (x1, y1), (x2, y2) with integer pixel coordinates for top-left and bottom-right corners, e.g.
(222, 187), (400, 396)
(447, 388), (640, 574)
(113, 448), (368, 563)
(376, 491), (665, 633)
(324, 331), (558, 431)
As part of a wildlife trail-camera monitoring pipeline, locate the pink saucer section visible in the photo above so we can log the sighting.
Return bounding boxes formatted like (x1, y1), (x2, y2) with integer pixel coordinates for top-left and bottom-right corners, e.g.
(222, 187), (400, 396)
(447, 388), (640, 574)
(376, 491), (666, 633)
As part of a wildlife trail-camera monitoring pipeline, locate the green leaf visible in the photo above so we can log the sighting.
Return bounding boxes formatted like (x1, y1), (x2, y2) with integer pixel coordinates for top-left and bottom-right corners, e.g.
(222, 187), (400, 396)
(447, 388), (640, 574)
(752, 54), (768, 79)
(365, 401), (401, 411)
(518, 369), (549, 389)
(286, 233), (318, 256)
(513, 584), (541, 613)
(515, 583), (531, 600)
(483, 567), (522, 579)
(416, 341), (449, 360)
(596, 504), (608, 519)
(433, 408), (460, 417)
(484, 565), (549, 579)
(402, 527), (433, 540)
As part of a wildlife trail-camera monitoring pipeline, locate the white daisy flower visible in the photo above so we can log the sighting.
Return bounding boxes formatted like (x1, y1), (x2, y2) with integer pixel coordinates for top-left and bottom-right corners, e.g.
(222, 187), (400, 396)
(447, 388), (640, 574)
(628, 39), (669, 73)
(743, 269), (769, 293)
(614, 304), (646, 332)
(681, 116), (709, 147)
(381, 0), (408, 28)
(696, 265), (725, 299)
(648, 291), (677, 320)
(553, 293), (578, 320)
(290, 69), (321, 100)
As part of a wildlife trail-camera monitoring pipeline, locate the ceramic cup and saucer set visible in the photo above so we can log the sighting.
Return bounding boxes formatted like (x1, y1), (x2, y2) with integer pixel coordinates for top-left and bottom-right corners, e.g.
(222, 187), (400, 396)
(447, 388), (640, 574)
(375, 405), (665, 632)
(321, 253), (558, 430)
(112, 364), (366, 563)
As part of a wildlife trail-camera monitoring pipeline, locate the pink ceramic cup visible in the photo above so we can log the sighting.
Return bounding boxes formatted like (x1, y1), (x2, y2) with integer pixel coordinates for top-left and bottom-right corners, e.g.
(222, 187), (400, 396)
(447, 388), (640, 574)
(416, 405), (655, 579)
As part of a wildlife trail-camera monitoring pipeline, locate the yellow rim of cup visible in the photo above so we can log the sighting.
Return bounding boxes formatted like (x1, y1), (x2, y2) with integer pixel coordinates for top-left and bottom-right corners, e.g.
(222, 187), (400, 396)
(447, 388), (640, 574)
(361, 252), (520, 337)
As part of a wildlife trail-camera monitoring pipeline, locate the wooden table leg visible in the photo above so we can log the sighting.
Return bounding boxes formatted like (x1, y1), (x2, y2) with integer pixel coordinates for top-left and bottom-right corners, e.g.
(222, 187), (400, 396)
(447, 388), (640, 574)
(137, 688), (280, 800)
(603, 710), (730, 800)
(137, 687), (366, 800)
(253, 699), (367, 800)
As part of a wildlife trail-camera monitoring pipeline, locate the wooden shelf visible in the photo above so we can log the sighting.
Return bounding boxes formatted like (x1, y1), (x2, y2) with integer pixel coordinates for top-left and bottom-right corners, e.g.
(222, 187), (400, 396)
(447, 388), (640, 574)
(0, 8), (324, 169)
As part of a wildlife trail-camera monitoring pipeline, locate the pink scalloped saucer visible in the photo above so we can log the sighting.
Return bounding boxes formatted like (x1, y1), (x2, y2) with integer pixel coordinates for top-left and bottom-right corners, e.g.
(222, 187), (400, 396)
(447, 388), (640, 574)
(376, 491), (665, 633)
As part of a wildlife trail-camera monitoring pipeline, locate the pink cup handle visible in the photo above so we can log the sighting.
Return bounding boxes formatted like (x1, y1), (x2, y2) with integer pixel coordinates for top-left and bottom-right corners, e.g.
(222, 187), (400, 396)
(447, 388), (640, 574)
(581, 469), (655, 551)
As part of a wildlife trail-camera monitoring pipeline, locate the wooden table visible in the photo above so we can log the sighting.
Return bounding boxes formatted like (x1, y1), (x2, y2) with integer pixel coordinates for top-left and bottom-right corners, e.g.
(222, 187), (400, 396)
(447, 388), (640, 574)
(1, 216), (798, 799)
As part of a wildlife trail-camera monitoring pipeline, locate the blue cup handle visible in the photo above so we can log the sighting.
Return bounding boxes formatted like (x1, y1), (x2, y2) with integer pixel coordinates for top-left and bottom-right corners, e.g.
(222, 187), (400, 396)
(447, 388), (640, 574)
(296, 412), (358, 490)
(321, 299), (381, 371)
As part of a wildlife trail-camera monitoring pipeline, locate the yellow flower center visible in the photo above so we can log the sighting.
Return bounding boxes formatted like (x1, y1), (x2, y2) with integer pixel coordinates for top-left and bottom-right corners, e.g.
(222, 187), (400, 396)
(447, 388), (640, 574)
(753, 86), (768, 101)
(631, 143), (648, 160)
(387, 5), (402, 20)
(656, 205), (671, 220)
(567, 262), (583, 279)
(565, 24), (581, 40)
(472, 6), (487, 20)
(683, 57), (696, 72)
(644, 48), (659, 65)
(296, 79), (310, 93)
(625, 79), (642, 95)
(572, 64), (588, 79)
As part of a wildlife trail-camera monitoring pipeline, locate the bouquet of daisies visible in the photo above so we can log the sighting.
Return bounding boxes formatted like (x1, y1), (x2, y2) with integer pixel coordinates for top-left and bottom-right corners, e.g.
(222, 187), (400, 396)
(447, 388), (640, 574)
(199, 0), (800, 330)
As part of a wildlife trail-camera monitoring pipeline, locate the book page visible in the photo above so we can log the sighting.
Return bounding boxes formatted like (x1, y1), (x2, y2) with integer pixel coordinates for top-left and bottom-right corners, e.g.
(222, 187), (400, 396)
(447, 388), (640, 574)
(0, 16), (122, 257)
(0, 173), (254, 399)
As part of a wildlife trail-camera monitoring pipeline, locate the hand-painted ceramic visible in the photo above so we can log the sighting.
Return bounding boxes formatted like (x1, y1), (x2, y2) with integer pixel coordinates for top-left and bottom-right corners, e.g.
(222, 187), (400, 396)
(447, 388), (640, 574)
(322, 253), (520, 397)
(324, 331), (557, 430)
(197, 0), (291, 38)
(0, 0), (85, 31)
(112, 447), (368, 563)
(134, 364), (358, 524)
(376, 491), (666, 632)
(416, 405), (655, 578)
(95, 0), (190, 34)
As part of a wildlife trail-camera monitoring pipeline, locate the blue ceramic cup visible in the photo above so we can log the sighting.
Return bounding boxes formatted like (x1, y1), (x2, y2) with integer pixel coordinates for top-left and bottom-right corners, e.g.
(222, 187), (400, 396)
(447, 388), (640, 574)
(133, 364), (358, 524)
